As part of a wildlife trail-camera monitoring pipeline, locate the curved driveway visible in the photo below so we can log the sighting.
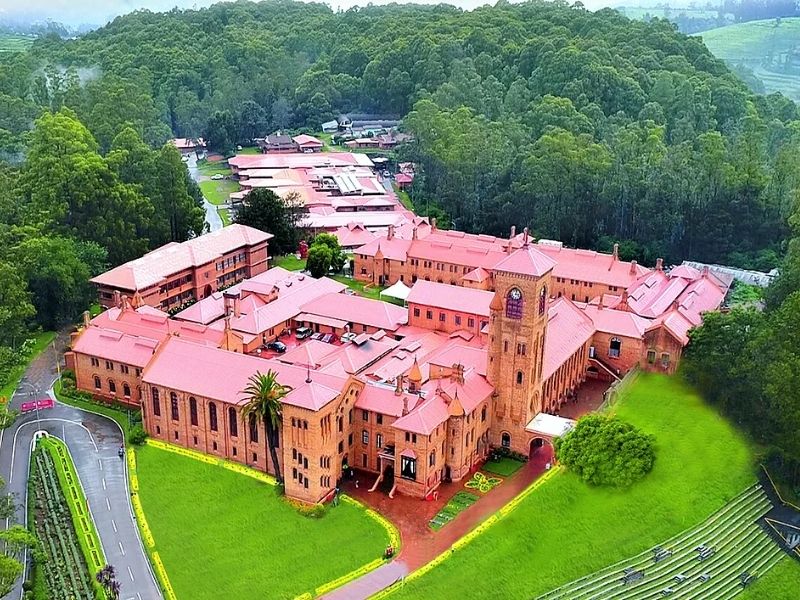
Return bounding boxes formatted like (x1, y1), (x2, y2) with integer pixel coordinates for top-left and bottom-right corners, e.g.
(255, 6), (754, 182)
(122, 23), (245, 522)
(0, 338), (161, 600)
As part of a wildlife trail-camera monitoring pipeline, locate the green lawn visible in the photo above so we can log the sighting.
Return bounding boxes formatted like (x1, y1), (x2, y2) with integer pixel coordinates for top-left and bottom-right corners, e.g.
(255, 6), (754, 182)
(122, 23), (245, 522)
(395, 187), (415, 211)
(700, 17), (800, 62)
(391, 373), (758, 599)
(482, 456), (525, 477)
(199, 179), (239, 206)
(738, 555), (800, 599)
(237, 146), (261, 155)
(0, 331), (56, 400)
(330, 275), (404, 305)
(273, 254), (306, 271)
(217, 207), (231, 226)
(136, 445), (389, 599)
(196, 160), (231, 177)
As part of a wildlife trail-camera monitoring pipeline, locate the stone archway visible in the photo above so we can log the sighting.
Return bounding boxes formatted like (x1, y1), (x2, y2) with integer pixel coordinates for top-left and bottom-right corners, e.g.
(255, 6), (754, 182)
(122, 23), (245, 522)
(528, 436), (555, 470)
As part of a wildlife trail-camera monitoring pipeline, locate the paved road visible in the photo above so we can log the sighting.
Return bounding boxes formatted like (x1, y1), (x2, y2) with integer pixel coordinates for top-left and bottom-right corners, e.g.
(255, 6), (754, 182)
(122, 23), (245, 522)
(0, 336), (161, 600)
(186, 154), (223, 232)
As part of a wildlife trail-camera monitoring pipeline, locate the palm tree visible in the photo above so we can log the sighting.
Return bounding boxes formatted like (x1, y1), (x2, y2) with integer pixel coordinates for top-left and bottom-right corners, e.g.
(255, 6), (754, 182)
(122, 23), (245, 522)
(241, 370), (291, 483)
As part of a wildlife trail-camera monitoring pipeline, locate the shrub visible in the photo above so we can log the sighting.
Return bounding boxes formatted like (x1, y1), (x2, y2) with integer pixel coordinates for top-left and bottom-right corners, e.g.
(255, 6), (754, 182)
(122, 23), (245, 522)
(554, 414), (656, 487)
(285, 497), (327, 518)
(128, 425), (148, 445)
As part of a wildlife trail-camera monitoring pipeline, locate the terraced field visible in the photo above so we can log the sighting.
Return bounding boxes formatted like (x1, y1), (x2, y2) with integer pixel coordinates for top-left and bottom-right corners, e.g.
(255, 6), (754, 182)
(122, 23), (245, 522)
(538, 484), (783, 600)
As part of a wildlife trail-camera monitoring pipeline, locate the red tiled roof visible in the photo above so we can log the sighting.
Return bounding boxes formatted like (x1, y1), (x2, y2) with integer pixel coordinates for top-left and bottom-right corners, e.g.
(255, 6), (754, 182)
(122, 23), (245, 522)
(300, 292), (408, 332)
(72, 327), (159, 368)
(142, 337), (346, 405)
(578, 303), (649, 339)
(536, 243), (650, 289)
(91, 225), (272, 291)
(91, 306), (225, 346)
(407, 280), (494, 317)
(494, 245), (557, 277)
(229, 152), (373, 170)
(542, 298), (595, 380)
(292, 134), (324, 147)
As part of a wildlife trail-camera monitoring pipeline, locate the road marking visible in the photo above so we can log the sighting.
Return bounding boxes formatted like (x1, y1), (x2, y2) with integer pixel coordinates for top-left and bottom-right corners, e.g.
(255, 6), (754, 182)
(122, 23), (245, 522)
(9, 418), (98, 482)
(118, 541), (126, 556)
(106, 497), (111, 511)
(111, 519), (117, 533)
(98, 459), (103, 470)
(137, 594), (143, 600)
(102, 478), (106, 490)
(127, 566), (135, 582)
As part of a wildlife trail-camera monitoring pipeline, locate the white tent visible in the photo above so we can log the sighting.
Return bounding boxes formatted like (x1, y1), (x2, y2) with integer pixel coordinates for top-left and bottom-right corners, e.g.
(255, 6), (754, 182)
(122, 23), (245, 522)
(380, 280), (411, 302)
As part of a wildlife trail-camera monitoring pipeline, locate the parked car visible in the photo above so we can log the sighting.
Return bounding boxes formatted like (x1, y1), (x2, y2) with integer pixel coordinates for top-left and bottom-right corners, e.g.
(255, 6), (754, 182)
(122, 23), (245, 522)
(341, 332), (357, 343)
(295, 327), (313, 340)
(311, 332), (324, 341)
(266, 340), (287, 353)
(211, 173), (224, 180)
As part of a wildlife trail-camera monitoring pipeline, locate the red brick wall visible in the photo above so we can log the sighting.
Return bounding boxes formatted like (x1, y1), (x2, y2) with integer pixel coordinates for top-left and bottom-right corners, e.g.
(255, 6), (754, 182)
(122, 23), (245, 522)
(407, 303), (487, 336)
(73, 351), (142, 408)
(590, 331), (643, 375)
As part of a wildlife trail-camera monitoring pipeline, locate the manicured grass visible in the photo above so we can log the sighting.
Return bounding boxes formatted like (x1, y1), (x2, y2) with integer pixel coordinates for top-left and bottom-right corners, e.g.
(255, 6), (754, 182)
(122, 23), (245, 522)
(330, 275), (404, 305)
(0, 331), (56, 400)
(237, 146), (261, 155)
(482, 456), (525, 477)
(199, 179), (239, 206)
(429, 491), (479, 531)
(390, 373), (757, 598)
(196, 160), (231, 177)
(217, 207), (231, 226)
(273, 254), (306, 271)
(738, 555), (800, 599)
(700, 17), (800, 62)
(136, 445), (389, 599)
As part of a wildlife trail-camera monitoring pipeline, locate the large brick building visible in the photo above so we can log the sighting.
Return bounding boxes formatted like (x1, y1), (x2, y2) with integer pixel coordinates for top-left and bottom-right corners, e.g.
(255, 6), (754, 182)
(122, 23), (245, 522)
(69, 231), (731, 504)
(90, 224), (272, 311)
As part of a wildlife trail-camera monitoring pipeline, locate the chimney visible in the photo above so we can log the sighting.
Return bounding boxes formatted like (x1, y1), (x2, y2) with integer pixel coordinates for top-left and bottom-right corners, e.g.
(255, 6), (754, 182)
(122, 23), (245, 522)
(620, 289), (629, 307)
(305, 365), (312, 384)
(510, 225), (516, 239)
(121, 295), (131, 312)
(412, 226), (418, 240)
(522, 227), (529, 246)
(113, 290), (122, 308)
(223, 290), (242, 318)
(629, 260), (637, 275)
(598, 295), (604, 310)
(612, 243), (619, 260)
(656, 258), (664, 272)
(82, 311), (91, 328)
(387, 224), (395, 240)
(402, 396), (409, 416)
(431, 217), (438, 231)
(702, 265), (710, 279)
(394, 375), (403, 396)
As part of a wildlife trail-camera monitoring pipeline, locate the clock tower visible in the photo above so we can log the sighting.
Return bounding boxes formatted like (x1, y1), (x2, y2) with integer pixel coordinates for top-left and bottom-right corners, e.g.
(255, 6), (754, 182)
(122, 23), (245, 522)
(488, 237), (556, 454)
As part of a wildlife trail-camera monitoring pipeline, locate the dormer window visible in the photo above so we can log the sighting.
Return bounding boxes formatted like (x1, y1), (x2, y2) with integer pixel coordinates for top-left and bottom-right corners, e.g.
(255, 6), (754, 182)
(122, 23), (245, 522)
(506, 288), (523, 319)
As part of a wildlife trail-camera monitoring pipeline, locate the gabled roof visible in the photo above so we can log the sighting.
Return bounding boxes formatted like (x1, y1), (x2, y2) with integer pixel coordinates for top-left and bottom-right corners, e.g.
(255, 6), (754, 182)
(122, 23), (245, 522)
(72, 327), (160, 368)
(578, 303), (649, 339)
(494, 245), (557, 277)
(292, 134), (324, 147)
(542, 298), (595, 381)
(282, 381), (341, 411)
(463, 267), (491, 283)
(391, 395), (450, 435)
(300, 292), (408, 332)
(407, 280), (494, 317)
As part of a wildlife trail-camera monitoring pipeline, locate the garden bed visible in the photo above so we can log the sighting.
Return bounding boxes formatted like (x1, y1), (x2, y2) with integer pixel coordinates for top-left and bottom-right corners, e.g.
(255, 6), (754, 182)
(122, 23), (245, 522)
(29, 438), (103, 599)
(428, 491), (479, 531)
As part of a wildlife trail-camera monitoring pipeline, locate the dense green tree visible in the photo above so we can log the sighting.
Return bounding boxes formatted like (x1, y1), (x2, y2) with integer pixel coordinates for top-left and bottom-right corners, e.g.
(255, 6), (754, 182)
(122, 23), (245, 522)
(0, 263), (35, 348)
(233, 188), (302, 255)
(310, 233), (346, 273)
(554, 414), (656, 487)
(305, 244), (332, 279)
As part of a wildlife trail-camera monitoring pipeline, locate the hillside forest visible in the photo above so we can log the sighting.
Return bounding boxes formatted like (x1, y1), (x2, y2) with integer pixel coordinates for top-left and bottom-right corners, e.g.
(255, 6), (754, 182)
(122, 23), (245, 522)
(0, 1), (800, 470)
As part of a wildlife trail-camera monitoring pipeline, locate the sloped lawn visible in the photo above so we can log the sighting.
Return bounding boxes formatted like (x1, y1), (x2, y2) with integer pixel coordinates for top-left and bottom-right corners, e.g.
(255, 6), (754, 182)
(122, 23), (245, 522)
(136, 445), (388, 599)
(391, 373), (758, 598)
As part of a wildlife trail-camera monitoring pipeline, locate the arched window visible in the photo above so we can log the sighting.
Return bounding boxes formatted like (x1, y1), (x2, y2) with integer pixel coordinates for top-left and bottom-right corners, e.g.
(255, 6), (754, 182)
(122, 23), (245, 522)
(123, 383), (131, 398)
(609, 337), (621, 358)
(538, 286), (547, 315)
(93, 376), (101, 390)
(170, 392), (179, 421)
(229, 407), (238, 437)
(189, 397), (198, 427)
(151, 387), (161, 416)
(501, 432), (511, 448)
(516, 371), (524, 385)
(108, 380), (116, 394)
(209, 402), (218, 431)
(506, 288), (523, 319)
(249, 414), (259, 443)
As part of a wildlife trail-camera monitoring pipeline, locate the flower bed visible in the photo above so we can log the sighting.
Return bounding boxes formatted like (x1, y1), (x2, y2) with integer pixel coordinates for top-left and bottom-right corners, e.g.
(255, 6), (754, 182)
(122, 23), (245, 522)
(29, 440), (101, 599)
(464, 472), (503, 493)
(482, 456), (525, 477)
(428, 491), (480, 531)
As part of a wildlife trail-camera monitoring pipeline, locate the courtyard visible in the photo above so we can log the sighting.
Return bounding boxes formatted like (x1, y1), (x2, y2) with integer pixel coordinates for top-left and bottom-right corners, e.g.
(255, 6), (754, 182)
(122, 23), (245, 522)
(134, 444), (390, 599)
(387, 373), (772, 599)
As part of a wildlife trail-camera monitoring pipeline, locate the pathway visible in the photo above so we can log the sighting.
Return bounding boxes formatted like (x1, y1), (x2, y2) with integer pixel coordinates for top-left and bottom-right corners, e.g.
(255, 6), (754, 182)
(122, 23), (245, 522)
(0, 333), (161, 600)
(322, 444), (554, 600)
(186, 154), (223, 232)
